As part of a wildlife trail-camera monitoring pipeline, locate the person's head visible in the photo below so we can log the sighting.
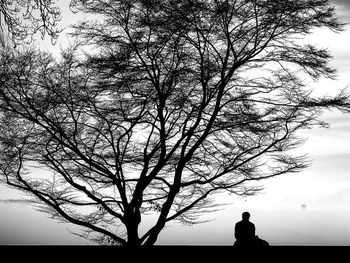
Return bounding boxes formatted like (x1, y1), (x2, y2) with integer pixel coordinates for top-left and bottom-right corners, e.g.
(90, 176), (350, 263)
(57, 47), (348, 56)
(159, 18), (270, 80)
(242, 212), (250, 221)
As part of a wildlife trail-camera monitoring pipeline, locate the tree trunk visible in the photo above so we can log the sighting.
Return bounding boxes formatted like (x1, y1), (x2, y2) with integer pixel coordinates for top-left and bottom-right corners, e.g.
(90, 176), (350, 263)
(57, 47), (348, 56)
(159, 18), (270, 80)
(126, 226), (140, 246)
(125, 210), (141, 247)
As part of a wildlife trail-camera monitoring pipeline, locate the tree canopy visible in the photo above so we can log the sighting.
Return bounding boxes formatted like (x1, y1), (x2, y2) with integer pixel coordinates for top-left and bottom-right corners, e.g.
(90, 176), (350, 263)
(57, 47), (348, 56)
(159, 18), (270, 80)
(0, 0), (349, 246)
(0, 0), (61, 46)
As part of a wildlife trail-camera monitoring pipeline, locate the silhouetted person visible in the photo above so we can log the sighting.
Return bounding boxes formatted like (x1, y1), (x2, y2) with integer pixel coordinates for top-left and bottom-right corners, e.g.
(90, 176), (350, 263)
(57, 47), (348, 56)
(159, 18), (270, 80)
(234, 212), (269, 249)
(234, 212), (255, 245)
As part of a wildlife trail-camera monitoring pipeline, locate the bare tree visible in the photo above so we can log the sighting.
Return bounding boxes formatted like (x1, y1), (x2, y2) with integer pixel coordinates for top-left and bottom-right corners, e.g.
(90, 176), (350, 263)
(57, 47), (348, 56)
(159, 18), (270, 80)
(0, 0), (62, 46)
(0, 0), (349, 246)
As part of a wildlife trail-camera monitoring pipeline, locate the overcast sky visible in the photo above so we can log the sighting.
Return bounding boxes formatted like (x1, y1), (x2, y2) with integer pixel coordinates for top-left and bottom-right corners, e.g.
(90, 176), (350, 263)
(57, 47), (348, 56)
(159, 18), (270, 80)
(1, 0), (350, 246)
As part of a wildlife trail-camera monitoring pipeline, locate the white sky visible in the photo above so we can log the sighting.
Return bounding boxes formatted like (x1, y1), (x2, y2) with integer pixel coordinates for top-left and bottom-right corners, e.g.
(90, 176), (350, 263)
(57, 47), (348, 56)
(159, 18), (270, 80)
(1, 0), (350, 246)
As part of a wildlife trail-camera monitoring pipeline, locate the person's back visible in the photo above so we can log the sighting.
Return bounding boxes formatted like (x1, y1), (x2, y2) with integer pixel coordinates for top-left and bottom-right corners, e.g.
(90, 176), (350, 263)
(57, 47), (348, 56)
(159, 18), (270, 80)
(234, 212), (256, 247)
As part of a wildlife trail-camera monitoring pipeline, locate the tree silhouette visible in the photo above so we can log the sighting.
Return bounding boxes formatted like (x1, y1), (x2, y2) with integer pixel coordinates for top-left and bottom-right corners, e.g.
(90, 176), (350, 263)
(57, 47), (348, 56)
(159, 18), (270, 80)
(0, 0), (62, 46)
(0, 0), (349, 246)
